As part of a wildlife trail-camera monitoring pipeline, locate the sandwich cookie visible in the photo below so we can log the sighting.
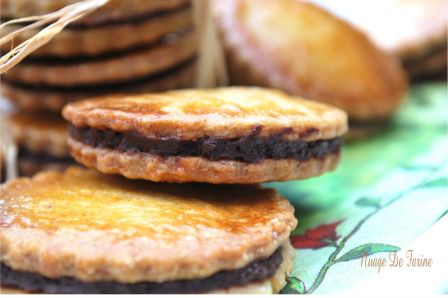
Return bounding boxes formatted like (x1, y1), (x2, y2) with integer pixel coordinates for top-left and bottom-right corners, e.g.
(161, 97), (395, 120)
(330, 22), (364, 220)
(0, 167), (297, 294)
(1, 60), (196, 112)
(0, 0), (190, 26)
(213, 0), (407, 135)
(8, 111), (75, 176)
(1, 8), (193, 58)
(63, 87), (348, 184)
(3, 31), (196, 87)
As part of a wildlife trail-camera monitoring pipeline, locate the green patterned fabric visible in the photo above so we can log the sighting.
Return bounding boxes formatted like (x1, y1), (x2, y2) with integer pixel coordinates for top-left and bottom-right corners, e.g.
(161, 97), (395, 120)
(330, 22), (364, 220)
(268, 83), (448, 294)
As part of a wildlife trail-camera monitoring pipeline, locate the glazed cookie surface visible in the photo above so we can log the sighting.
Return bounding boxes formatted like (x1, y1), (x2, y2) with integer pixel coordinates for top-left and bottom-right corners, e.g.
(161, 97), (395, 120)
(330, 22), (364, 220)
(0, 167), (297, 293)
(63, 87), (347, 183)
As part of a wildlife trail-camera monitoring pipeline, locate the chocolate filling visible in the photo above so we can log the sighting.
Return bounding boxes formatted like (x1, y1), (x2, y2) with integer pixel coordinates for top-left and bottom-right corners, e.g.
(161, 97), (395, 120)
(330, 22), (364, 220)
(18, 147), (74, 164)
(69, 125), (342, 163)
(0, 249), (282, 294)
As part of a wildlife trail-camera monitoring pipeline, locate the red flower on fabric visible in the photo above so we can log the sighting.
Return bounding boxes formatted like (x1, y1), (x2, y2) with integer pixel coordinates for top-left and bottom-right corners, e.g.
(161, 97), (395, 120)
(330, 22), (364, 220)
(291, 220), (343, 249)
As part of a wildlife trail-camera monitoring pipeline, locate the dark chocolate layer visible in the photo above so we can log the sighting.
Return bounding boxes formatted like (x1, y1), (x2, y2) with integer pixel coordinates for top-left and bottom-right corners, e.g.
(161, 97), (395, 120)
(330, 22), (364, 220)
(0, 249), (282, 294)
(69, 125), (342, 163)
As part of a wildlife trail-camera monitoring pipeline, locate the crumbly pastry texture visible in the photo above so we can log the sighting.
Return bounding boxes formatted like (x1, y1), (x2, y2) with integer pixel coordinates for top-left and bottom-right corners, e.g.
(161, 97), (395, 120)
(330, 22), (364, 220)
(63, 87), (347, 141)
(213, 0), (407, 121)
(1, 61), (196, 112)
(1, 9), (193, 58)
(3, 32), (196, 87)
(68, 138), (340, 183)
(0, 0), (190, 26)
(8, 112), (68, 157)
(0, 167), (297, 283)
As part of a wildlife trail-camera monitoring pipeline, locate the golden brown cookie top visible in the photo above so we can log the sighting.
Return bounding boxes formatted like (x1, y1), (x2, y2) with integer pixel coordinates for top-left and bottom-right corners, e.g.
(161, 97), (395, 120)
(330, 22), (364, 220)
(8, 112), (68, 157)
(213, 0), (407, 121)
(1, 167), (297, 282)
(63, 87), (347, 141)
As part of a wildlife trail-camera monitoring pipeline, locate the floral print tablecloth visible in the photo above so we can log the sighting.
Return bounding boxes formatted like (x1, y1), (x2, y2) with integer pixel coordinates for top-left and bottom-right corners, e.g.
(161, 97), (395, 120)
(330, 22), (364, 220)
(268, 82), (448, 294)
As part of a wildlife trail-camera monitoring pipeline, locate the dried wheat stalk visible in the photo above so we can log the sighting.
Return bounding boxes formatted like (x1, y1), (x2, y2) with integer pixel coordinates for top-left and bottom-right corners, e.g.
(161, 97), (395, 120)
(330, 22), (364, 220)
(0, 0), (109, 74)
(193, 0), (228, 87)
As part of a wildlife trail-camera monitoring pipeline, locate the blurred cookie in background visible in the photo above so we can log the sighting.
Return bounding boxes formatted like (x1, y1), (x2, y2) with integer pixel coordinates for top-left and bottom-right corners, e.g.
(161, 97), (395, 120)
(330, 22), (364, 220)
(404, 48), (446, 80)
(309, 0), (447, 81)
(1, 60), (196, 112)
(213, 0), (407, 139)
(8, 111), (76, 176)
(2, 32), (196, 87)
(0, 8), (193, 58)
(0, 0), (196, 112)
(0, 0), (190, 26)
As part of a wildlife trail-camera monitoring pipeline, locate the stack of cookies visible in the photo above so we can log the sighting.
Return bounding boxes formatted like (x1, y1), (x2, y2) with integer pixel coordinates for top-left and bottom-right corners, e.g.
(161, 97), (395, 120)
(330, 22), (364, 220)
(1, 0), (196, 176)
(1, 87), (348, 294)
